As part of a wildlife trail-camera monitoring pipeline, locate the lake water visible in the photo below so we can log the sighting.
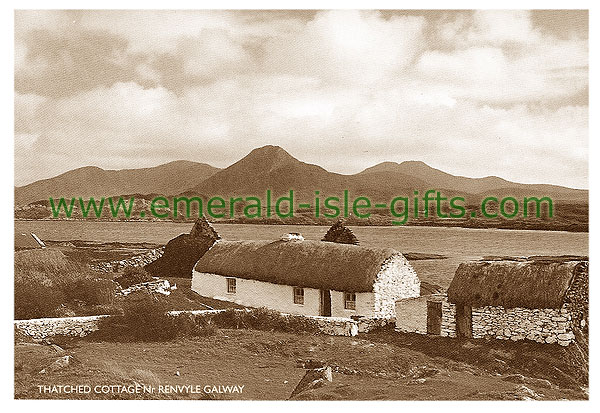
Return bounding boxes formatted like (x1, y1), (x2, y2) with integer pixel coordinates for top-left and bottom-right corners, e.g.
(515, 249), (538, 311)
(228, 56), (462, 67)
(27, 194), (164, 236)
(15, 220), (588, 289)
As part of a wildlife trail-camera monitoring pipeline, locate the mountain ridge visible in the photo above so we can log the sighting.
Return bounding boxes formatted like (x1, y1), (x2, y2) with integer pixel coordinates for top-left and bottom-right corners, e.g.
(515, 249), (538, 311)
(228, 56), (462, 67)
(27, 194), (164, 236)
(15, 145), (588, 205)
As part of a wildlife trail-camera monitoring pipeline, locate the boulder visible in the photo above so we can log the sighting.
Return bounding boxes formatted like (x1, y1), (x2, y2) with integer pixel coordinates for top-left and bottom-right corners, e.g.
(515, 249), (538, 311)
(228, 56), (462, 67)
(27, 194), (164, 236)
(290, 366), (333, 398)
(39, 355), (72, 374)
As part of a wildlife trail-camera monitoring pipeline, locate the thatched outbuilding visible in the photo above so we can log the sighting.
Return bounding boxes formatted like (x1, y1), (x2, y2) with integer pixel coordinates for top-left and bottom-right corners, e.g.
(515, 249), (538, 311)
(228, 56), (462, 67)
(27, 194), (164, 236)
(432, 256), (588, 346)
(192, 238), (419, 318)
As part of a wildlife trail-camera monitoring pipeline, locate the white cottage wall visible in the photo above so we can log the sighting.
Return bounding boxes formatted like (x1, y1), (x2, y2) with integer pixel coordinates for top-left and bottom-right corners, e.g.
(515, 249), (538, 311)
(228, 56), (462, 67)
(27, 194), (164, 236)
(192, 272), (320, 315)
(193, 272), (379, 318)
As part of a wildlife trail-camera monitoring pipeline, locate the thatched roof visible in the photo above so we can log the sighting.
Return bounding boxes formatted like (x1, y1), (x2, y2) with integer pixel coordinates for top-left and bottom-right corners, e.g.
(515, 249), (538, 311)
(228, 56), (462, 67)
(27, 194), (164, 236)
(447, 257), (587, 308)
(194, 240), (404, 292)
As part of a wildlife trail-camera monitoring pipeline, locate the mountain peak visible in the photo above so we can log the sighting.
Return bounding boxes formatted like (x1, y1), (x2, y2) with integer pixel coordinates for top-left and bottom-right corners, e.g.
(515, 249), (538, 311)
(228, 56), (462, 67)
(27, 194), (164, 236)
(249, 145), (292, 157)
(237, 145), (297, 168)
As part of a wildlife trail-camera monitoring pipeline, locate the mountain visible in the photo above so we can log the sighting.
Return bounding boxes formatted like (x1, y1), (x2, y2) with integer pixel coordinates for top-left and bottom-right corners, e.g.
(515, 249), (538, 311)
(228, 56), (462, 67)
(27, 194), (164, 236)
(14, 145), (587, 207)
(360, 161), (588, 202)
(186, 145), (436, 202)
(15, 160), (221, 205)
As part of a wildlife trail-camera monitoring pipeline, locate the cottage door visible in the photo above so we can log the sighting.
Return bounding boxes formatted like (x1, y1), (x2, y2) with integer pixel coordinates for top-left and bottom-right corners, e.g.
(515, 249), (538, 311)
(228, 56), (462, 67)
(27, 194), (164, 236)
(426, 301), (442, 335)
(456, 304), (473, 338)
(320, 290), (332, 317)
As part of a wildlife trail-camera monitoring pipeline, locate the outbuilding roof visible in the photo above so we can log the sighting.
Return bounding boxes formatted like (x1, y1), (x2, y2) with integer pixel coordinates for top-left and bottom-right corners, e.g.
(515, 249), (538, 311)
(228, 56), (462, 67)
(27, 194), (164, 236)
(194, 239), (406, 292)
(447, 256), (588, 309)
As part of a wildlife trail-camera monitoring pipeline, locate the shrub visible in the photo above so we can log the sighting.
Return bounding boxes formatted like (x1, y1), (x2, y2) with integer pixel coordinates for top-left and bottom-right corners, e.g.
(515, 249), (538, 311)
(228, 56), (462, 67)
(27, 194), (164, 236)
(14, 278), (65, 319)
(68, 278), (118, 305)
(94, 292), (215, 342)
(212, 308), (320, 334)
(114, 266), (153, 289)
(14, 248), (118, 319)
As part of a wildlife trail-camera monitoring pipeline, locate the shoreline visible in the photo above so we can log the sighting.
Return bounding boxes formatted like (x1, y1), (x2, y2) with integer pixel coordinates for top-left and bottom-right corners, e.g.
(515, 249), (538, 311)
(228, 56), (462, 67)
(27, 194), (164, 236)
(13, 218), (589, 233)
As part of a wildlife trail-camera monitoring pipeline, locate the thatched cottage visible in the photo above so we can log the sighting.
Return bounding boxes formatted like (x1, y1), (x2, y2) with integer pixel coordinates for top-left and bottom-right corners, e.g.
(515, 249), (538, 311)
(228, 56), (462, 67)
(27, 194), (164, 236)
(429, 256), (588, 346)
(192, 238), (420, 318)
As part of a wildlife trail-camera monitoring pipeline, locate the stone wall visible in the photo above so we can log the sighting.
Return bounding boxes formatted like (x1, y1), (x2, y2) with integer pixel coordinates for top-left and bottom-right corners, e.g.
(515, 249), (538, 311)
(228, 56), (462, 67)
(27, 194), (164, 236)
(15, 308), (361, 340)
(471, 304), (574, 346)
(118, 279), (172, 296)
(436, 295), (575, 346)
(90, 248), (164, 272)
(171, 309), (359, 335)
(440, 298), (457, 338)
(14, 315), (108, 340)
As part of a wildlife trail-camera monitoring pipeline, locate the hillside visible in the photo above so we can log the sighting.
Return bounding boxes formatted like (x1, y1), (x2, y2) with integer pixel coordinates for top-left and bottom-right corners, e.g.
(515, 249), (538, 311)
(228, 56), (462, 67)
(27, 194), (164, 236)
(360, 161), (588, 202)
(14, 145), (588, 228)
(15, 161), (220, 205)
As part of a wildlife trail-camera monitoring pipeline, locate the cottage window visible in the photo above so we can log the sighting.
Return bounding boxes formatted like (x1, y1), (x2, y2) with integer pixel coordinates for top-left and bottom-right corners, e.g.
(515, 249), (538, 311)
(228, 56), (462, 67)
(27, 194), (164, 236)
(293, 287), (304, 305)
(226, 278), (236, 294)
(344, 292), (356, 310)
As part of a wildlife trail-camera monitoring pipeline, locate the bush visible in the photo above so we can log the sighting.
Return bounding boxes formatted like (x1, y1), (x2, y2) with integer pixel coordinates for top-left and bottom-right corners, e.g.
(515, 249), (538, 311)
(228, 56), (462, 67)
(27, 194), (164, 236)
(14, 278), (65, 319)
(14, 249), (118, 319)
(114, 266), (153, 289)
(94, 292), (216, 342)
(212, 308), (320, 334)
(67, 278), (118, 305)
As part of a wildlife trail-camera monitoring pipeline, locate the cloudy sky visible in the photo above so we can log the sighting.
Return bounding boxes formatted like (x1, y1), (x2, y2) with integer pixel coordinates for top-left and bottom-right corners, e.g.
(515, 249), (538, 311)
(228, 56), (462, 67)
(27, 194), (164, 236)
(14, 10), (588, 188)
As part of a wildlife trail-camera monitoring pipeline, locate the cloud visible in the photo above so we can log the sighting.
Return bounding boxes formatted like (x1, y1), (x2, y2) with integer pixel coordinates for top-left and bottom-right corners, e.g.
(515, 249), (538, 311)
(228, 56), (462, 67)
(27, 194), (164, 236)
(262, 10), (425, 85)
(13, 10), (588, 189)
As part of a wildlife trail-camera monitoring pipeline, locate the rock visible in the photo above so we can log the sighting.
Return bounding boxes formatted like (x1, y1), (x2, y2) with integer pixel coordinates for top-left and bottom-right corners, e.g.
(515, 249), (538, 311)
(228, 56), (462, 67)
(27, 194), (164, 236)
(545, 336), (557, 344)
(175, 371), (180, 376)
(296, 359), (327, 369)
(290, 366), (333, 398)
(40, 355), (72, 373)
(514, 385), (542, 400)
(49, 344), (66, 354)
(557, 333), (574, 342)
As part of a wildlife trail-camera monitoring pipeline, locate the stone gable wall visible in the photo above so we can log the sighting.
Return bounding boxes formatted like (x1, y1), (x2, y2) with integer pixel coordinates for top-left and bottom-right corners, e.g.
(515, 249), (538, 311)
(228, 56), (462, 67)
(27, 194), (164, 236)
(372, 255), (420, 318)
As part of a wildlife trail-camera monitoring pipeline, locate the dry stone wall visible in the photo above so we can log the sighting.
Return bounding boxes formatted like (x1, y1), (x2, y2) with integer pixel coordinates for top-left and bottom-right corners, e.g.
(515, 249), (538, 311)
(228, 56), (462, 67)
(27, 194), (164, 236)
(90, 248), (164, 272)
(117, 279), (172, 296)
(15, 309), (361, 340)
(14, 315), (107, 340)
(440, 298), (457, 338)
(437, 295), (575, 345)
(471, 304), (574, 346)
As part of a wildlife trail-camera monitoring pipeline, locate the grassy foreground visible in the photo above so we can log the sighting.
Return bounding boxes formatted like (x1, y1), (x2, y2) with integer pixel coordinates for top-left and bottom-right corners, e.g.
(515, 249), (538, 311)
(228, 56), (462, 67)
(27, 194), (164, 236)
(15, 326), (587, 400)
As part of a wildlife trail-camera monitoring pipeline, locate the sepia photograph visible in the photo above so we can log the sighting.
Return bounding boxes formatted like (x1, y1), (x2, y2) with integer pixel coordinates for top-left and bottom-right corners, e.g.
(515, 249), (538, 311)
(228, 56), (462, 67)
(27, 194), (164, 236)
(11, 5), (590, 403)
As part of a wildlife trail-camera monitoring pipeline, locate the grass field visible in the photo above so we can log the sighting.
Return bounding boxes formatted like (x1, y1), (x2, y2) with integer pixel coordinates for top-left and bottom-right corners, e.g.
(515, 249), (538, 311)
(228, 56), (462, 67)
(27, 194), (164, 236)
(15, 325), (587, 400)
